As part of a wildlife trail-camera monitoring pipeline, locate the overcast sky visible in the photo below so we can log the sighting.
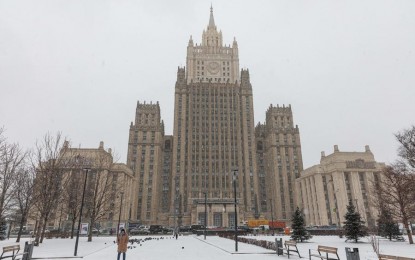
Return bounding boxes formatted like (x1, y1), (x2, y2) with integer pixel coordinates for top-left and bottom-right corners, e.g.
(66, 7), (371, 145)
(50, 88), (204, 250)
(1, 0), (414, 168)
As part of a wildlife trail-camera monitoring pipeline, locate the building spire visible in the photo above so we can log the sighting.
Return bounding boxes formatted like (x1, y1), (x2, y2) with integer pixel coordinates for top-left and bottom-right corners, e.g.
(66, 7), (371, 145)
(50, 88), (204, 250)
(208, 4), (216, 30)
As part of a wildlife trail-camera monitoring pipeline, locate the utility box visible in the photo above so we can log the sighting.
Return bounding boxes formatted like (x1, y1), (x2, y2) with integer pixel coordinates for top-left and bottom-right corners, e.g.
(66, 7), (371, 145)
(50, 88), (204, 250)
(345, 247), (360, 260)
(275, 238), (283, 256)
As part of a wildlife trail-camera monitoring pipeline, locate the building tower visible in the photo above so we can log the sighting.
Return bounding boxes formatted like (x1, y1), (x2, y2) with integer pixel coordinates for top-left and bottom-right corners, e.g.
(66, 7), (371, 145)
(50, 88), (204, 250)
(170, 7), (259, 227)
(127, 101), (165, 223)
(261, 104), (304, 221)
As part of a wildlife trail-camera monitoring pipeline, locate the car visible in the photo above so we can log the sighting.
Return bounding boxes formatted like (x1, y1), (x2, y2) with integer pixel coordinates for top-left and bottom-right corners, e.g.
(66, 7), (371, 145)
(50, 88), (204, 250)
(179, 226), (191, 232)
(138, 225), (150, 231)
(237, 226), (252, 233)
(191, 225), (205, 231)
(130, 228), (149, 235)
(226, 226), (248, 231)
(162, 227), (173, 234)
(149, 225), (163, 234)
(129, 225), (150, 235)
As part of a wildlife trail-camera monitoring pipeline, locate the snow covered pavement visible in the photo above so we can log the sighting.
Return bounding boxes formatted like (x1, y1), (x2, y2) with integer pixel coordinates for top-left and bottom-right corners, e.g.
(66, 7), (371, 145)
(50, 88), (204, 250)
(1, 234), (414, 260)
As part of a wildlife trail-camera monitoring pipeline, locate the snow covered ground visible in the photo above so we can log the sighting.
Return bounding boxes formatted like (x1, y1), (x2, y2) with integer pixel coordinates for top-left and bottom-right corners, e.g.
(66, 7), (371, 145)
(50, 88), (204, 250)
(0, 234), (414, 260)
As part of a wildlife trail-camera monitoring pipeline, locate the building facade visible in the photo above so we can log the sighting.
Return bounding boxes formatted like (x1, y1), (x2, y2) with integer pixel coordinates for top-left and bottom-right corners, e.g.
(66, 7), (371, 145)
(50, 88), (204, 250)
(32, 141), (135, 232)
(296, 145), (384, 228)
(126, 102), (165, 223)
(256, 105), (304, 222)
(127, 7), (303, 227)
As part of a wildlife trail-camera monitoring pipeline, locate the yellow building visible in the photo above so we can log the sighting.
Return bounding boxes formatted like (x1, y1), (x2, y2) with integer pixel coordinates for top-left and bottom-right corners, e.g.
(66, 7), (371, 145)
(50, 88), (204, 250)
(34, 141), (136, 232)
(296, 145), (384, 228)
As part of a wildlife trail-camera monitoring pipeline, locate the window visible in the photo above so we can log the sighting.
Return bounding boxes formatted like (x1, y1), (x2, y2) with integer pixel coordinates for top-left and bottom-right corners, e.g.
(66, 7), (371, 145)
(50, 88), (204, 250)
(228, 213), (235, 227)
(213, 213), (223, 227)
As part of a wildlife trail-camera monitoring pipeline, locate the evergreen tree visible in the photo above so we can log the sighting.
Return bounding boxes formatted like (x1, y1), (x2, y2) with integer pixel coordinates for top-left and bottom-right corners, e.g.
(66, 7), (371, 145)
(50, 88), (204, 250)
(291, 207), (312, 242)
(377, 208), (403, 241)
(343, 200), (368, 242)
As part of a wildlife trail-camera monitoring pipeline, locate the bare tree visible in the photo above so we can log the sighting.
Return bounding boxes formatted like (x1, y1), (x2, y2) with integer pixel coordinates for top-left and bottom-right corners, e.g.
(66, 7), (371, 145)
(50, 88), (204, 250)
(376, 162), (415, 244)
(85, 150), (118, 242)
(372, 126), (415, 244)
(14, 160), (35, 242)
(0, 128), (26, 226)
(395, 125), (415, 168)
(60, 157), (84, 239)
(32, 132), (69, 245)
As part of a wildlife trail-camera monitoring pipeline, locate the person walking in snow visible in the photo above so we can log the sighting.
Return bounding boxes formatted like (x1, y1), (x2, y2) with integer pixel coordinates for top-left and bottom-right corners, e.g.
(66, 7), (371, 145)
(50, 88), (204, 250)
(117, 228), (129, 260)
(174, 227), (179, 240)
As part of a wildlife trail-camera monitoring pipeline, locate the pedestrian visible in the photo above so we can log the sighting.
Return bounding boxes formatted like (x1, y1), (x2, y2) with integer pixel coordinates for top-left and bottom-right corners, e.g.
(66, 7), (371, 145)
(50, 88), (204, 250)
(117, 228), (129, 260)
(174, 227), (179, 240)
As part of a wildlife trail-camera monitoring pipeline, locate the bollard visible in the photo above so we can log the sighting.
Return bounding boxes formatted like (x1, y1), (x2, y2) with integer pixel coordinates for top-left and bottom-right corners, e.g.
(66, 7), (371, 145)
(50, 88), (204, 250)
(275, 238), (283, 256)
(345, 247), (360, 260)
(22, 241), (34, 260)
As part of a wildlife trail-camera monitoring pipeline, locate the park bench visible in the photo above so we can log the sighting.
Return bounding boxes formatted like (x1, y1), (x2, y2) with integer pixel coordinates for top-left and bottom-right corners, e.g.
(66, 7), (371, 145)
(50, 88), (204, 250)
(0, 245), (20, 260)
(277, 240), (301, 258)
(378, 254), (414, 260)
(309, 245), (339, 260)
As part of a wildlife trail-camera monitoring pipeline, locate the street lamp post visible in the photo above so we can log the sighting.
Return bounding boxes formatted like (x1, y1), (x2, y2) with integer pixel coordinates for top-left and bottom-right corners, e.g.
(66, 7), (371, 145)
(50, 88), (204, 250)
(232, 169), (238, 252)
(74, 168), (90, 257)
(117, 192), (124, 235)
(204, 192), (207, 240)
(269, 198), (275, 236)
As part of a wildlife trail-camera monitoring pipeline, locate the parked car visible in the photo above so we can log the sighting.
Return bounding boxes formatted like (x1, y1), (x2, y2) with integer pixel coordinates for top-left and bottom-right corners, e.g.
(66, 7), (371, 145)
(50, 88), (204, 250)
(238, 226), (252, 233)
(162, 227), (173, 234)
(179, 226), (191, 232)
(138, 225), (150, 230)
(130, 228), (149, 235)
(149, 225), (163, 234)
(191, 225), (205, 231)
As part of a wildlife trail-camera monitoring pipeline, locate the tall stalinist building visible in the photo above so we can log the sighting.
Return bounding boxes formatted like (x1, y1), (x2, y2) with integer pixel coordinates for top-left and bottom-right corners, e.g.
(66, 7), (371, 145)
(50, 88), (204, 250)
(171, 6), (258, 226)
(127, 7), (303, 227)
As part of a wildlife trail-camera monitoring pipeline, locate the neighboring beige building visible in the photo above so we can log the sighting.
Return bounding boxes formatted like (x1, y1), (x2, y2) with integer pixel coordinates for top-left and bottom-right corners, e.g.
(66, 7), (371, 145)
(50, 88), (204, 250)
(42, 141), (135, 231)
(296, 145), (384, 228)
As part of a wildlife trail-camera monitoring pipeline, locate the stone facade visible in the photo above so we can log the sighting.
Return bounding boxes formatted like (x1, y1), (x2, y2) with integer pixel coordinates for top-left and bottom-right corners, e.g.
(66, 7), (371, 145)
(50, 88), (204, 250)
(256, 105), (304, 222)
(37, 141), (135, 231)
(296, 145), (384, 228)
(127, 102), (165, 224)
(126, 7), (304, 227)
(186, 6), (239, 84)
(171, 10), (258, 225)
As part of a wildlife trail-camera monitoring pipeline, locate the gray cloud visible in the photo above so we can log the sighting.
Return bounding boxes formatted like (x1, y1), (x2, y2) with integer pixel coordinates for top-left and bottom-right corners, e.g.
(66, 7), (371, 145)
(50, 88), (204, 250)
(1, 0), (414, 167)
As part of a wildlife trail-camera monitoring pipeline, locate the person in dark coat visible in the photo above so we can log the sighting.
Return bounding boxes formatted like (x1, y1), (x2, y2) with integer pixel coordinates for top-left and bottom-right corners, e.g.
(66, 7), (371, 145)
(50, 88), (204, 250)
(117, 228), (129, 260)
(174, 227), (179, 240)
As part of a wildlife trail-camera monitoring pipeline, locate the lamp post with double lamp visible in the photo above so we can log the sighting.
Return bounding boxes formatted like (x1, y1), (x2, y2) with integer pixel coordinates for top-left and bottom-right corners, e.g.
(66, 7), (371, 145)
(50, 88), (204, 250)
(74, 168), (90, 257)
(117, 192), (124, 235)
(204, 192), (207, 240)
(232, 169), (238, 252)
(269, 198), (275, 236)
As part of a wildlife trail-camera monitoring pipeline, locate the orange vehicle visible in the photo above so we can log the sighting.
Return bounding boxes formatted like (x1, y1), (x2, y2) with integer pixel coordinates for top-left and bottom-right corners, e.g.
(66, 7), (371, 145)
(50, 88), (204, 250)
(247, 219), (286, 229)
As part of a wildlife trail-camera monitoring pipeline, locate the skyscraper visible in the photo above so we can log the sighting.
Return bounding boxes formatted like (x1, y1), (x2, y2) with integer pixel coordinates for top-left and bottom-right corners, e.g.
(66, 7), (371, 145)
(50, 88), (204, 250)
(170, 6), (258, 226)
(127, 7), (303, 226)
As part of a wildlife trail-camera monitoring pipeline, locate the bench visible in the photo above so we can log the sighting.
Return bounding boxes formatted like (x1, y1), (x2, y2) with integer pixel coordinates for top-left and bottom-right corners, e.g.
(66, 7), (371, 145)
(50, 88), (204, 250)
(0, 245), (20, 260)
(379, 254), (414, 260)
(277, 240), (301, 258)
(309, 245), (339, 260)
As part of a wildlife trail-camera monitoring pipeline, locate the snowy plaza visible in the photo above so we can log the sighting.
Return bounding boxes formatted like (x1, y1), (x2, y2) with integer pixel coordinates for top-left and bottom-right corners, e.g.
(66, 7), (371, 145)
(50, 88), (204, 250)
(1, 234), (414, 260)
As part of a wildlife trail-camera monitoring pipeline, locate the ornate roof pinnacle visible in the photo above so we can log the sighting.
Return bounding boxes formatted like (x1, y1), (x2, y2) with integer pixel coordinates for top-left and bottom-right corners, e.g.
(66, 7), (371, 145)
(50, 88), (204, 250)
(208, 4), (216, 29)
